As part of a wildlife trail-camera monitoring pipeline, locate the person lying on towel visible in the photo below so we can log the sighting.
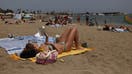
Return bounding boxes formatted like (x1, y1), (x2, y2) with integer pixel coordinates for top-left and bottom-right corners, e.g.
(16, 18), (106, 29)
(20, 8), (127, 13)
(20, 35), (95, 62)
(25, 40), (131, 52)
(20, 26), (83, 58)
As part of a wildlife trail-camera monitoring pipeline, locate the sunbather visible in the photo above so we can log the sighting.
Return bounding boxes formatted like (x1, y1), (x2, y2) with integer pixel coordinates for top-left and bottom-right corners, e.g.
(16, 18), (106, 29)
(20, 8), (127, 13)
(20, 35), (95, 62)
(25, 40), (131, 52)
(20, 26), (82, 58)
(102, 25), (131, 32)
(40, 26), (81, 53)
(103, 25), (114, 31)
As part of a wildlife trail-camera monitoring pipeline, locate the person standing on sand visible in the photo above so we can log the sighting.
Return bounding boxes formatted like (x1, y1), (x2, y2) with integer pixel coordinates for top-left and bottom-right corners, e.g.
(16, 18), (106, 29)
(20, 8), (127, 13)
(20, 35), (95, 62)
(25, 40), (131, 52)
(104, 19), (107, 24)
(85, 12), (89, 25)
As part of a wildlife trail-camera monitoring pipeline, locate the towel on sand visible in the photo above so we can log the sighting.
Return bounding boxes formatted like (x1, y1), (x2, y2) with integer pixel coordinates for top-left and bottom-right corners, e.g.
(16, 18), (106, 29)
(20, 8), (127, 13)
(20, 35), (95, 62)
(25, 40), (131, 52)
(10, 48), (93, 62)
(0, 36), (55, 54)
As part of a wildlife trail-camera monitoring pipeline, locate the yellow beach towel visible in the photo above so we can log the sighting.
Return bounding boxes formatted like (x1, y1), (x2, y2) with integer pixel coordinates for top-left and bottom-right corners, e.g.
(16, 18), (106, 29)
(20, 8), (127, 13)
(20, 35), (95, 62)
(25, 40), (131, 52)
(10, 48), (93, 62)
(57, 48), (93, 58)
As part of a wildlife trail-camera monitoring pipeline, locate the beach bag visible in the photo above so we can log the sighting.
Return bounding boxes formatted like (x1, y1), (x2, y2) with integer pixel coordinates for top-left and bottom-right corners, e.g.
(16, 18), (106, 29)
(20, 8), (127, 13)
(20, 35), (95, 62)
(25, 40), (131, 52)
(36, 50), (58, 64)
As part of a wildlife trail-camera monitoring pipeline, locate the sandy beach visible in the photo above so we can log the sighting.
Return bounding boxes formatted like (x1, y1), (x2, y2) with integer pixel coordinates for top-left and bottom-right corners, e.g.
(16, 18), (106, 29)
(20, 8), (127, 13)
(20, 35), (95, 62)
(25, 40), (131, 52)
(0, 21), (132, 74)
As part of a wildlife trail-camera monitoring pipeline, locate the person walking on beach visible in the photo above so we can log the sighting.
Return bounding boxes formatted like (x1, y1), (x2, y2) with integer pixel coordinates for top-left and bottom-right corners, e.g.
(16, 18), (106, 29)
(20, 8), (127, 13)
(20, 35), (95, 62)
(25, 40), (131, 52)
(104, 19), (107, 24)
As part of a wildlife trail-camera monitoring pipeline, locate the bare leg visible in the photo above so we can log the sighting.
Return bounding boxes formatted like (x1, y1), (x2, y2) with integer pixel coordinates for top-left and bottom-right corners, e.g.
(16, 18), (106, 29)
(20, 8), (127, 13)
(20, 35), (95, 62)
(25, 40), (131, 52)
(65, 27), (80, 50)
(73, 28), (80, 48)
(57, 27), (72, 42)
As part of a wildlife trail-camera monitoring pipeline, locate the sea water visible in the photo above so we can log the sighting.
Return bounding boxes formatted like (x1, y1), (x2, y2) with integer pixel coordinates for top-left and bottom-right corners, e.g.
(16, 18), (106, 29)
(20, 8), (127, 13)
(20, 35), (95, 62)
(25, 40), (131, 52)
(72, 15), (131, 25)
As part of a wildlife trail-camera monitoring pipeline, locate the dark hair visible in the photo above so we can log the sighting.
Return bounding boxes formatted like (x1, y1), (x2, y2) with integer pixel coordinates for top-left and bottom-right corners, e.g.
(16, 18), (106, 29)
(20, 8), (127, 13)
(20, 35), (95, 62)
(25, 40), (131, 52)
(25, 43), (36, 50)
(20, 43), (39, 58)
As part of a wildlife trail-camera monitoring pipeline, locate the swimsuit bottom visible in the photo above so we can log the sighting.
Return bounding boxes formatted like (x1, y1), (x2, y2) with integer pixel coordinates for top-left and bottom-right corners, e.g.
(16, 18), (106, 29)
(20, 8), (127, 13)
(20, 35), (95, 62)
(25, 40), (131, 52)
(59, 42), (67, 52)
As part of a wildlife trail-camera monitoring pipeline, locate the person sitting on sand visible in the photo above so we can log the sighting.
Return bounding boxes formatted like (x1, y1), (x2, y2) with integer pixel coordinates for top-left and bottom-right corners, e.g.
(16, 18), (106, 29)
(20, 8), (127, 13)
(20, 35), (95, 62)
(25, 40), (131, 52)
(20, 26), (82, 58)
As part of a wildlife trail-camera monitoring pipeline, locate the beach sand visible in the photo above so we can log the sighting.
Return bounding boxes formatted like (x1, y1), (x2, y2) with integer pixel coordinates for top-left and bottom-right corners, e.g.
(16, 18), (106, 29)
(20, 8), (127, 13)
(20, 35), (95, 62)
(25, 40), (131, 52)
(0, 21), (132, 74)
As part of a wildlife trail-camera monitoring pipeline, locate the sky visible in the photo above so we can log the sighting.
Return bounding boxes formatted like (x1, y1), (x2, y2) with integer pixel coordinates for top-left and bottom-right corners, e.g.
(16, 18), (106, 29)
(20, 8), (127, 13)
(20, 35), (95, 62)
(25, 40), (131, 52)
(0, 0), (132, 13)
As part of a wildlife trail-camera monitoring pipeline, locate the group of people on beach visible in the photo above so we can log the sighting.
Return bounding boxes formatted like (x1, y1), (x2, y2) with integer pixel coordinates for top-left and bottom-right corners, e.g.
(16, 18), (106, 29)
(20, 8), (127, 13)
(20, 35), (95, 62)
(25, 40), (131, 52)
(45, 15), (73, 27)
